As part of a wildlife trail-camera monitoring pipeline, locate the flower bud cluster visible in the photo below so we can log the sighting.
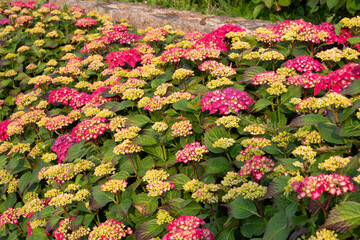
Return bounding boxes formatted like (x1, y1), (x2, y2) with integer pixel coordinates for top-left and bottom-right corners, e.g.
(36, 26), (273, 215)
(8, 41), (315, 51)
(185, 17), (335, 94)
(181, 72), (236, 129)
(114, 126), (141, 142)
(236, 137), (271, 161)
(251, 71), (285, 85)
(215, 115), (240, 128)
(89, 219), (133, 240)
(53, 218), (90, 240)
(152, 121), (168, 132)
(192, 184), (220, 204)
(183, 179), (205, 193)
(272, 132), (294, 148)
(113, 139), (143, 155)
(143, 169), (174, 197)
(226, 181), (267, 200)
(302, 130), (323, 145)
(206, 77), (234, 89)
(212, 137), (235, 149)
(292, 146), (317, 165)
(170, 120), (193, 137)
(244, 124), (266, 135)
(156, 210), (174, 225)
(101, 179), (127, 193)
(221, 171), (246, 187)
(318, 155), (350, 172)
(94, 162), (116, 177)
(308, 229), (339, 240)
(38, 164), (74, 184)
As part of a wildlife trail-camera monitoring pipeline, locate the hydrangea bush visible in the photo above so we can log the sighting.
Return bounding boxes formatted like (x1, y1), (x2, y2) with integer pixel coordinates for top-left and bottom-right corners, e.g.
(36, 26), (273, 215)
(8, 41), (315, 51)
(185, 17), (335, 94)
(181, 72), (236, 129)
(0, 1), (360, 239)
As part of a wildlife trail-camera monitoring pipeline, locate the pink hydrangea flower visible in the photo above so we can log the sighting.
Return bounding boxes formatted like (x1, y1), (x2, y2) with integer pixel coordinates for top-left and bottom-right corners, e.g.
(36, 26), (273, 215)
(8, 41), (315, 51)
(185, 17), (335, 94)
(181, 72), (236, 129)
(200, 88), (254, 115)
(163, 215), (213, 240)
(106, 49), (142, 68)
(51, 134), (76, 163)
(285, 55), (324, 73)
(292, 173), (356, 199)
(74, 18), (97, 28)
(71, 117), (108, 142)
(176, 142), (209, 163)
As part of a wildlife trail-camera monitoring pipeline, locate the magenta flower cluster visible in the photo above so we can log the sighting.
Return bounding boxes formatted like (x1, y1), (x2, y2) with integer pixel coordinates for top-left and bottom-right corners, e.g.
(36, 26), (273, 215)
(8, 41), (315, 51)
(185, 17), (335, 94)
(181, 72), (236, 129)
(285, 55), (324, 72)
(175, 142), (209, 163)
(51, 134), (76, 163)
(105, 49), (142, 68)
(163, 215), (213, 240)
(292, 173), (356, 199)
(200, 88), (254, 115)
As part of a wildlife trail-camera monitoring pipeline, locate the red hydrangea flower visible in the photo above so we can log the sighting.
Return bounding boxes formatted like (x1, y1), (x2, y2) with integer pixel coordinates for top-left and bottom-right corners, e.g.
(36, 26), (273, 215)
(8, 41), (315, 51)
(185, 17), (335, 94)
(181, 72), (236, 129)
(51, 134), (76, 163)
(163, 215), (213, 240)
(106, 49), (142, 69)
(71, 117), (108, 142)
(11, 1), (27, 8)
(0, 120), (11, 141)
(292, 173), (356, 199)
(200, 88), (254, 115)
(48, 87), (78, 105)
(314, 63), (359, 95)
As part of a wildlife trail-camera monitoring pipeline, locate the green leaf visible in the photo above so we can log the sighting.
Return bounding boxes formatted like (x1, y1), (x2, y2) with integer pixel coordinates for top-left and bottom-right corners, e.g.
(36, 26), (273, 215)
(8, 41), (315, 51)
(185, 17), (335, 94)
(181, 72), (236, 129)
(240, 216), (266, 238)
(327, 0), (339, 9)
(112, 171), (130, 180)
(204, 126), (229, 153)
(215, 227), (236, 240)
(348, 37), (360, 45)
(277, 158), (300, 171)
(160, 198), (184, 215)
(111, 198), (132, 217)
(341, 78), (360, 95)
(143, 145), (165, 160)
(242, 66), (266, 83)
(27, 228), (50, 240)
(126, 114), (151, 127)
(133, 193), (158, 217)
(280, 86), (301, 104)
(138, 156), (154, 176)
(340, 99), (360, 122)
(205, 157), (232, 175)
(318, 123), (344, 144)
(178, 201), (203, 215)
(263, 0), (274, 8)
(253, 4), (264, 18)
(64, 140), (87, 162)
(289, 114), (328, 126)
(347, 0), (360, 15)
(18, 171), (31, 193)
(100, 101), (133, 112)
(45, 215), (62, 232)
(252, 99), (272, 112)
(135, 219), (164, 240)
(337, 118), (360, 137)
(263, 211), (292, 240)
(323, 201), (360, 232)
(229, 196), (259, 219)
(173, 98), (191, 111)
(167, 174), (190, 190)
(260, 176), (290, 200)
(278, 0), (291, 6)
(134, 135), (158, 146)
(92, 185), (115, 206)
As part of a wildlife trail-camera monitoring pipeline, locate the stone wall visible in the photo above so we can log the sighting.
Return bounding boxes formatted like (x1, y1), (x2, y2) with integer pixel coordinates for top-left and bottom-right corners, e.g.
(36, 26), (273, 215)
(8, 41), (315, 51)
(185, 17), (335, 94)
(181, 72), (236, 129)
(6, 0), (275, 33)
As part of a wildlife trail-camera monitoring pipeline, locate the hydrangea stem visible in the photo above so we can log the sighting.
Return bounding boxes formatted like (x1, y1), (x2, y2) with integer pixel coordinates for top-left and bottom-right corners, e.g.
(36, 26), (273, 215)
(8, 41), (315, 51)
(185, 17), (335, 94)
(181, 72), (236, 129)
(189, 162), (198, 179)
(209, 204), (221, 231)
